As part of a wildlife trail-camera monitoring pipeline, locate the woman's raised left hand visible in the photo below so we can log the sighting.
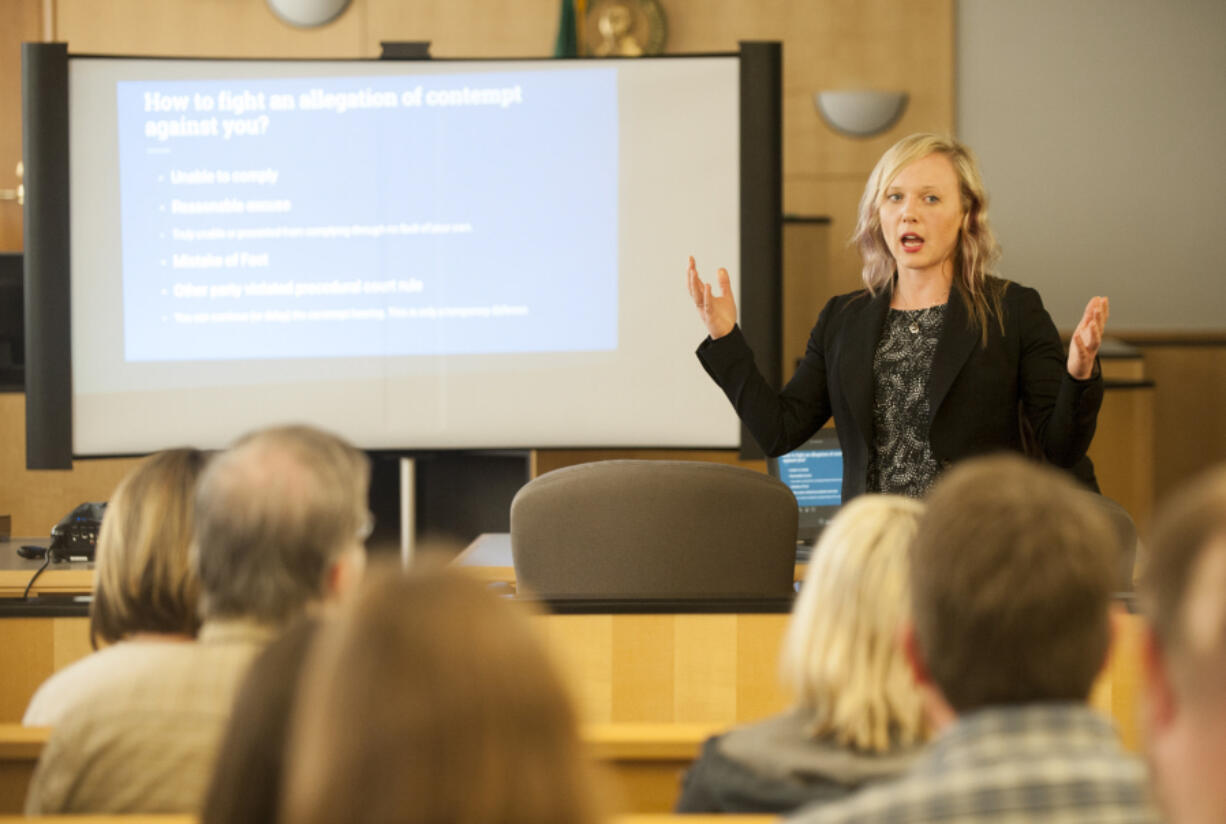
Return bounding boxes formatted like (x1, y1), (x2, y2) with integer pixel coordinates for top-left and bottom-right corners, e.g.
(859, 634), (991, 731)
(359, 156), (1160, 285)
(1068, 296), (1110, 380)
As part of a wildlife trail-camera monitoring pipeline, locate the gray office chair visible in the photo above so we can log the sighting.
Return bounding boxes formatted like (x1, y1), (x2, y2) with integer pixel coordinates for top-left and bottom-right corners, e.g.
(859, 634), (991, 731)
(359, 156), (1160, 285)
(509, 460), (799, 601)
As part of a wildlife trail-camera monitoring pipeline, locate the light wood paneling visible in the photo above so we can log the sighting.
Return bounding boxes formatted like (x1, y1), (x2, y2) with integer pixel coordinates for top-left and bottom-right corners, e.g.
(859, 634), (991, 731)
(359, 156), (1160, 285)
(785, 174), (877, 296)
(0, 0), (43, 252)
(0, 616), (90, 724)
(1100, 356), (1146, 382)
(1135, 345), (1226, 504)
(53, 0), (369, 57)
(365, 0), (561, 57)
(0, 606), (1146, 776)
(1088, 385), (1155, 541)
(1088, 609), (1144, 754)
(0, 393), (140, 538)
(782, 220), (830, 379)
(674, 614), (738, 722)
(536, 612), (791, 726)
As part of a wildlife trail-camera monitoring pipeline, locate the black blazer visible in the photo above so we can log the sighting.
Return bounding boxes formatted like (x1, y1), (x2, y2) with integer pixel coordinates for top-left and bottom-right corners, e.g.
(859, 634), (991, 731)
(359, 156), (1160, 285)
(698, 278), (1103, 500)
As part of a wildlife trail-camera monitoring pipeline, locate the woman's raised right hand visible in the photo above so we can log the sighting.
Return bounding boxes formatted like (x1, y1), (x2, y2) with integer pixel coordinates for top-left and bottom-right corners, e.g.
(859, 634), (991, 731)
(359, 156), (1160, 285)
(686, 256), (737, 340)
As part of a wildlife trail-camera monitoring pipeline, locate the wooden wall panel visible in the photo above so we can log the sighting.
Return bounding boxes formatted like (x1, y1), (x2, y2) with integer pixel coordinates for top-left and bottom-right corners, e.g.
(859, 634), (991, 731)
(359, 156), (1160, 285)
(782, 220), (830, 379)
(786, 175), (870, 295)
(1087, 385), (1155, 541)
(0, 393), (139, 537)
(0, 608), (1144, 753)
(665, 0), (956, 292)
(0, 0), (44, 252)
(53, 0), (368, 57)
(0, 617), (90, 724)
(365, 0), (561, 57)
(1136, 345), (1226, 504)
(535, 613), (791, 726)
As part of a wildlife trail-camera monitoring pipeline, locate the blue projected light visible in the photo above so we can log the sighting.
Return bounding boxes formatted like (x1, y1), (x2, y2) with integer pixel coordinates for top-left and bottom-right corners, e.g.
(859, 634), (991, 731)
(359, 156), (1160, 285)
(115, 68), (619, 362)
(778, 449), (842, 510)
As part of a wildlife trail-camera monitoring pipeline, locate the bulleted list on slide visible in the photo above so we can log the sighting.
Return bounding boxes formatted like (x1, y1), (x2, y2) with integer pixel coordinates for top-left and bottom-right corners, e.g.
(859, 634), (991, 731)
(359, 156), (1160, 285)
(116, 69), (620, 362)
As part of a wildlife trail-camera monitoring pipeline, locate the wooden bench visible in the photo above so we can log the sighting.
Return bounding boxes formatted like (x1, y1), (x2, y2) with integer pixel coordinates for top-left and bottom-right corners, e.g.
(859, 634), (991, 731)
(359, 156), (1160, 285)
(587, 722), (719, 813)
(0, 723), (719, 815)
(0, 724), (48, 814)
(0, 612), (1146, 813)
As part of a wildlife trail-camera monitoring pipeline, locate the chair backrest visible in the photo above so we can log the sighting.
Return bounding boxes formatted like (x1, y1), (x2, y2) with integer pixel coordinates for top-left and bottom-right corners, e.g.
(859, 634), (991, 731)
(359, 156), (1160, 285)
(510, 460), (798, 600)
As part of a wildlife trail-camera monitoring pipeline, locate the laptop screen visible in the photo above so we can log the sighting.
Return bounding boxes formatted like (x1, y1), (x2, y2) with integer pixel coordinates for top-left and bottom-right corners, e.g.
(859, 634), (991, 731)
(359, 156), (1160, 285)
(768, 428), (843, 545)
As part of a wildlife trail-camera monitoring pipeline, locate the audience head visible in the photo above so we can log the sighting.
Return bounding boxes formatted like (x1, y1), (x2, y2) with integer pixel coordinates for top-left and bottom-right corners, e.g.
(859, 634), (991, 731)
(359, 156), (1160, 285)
(283, 565), (603, 824)
(90, 448), (209, 649)
(907, 454), (1116, 716)
(780, 494), (927, 752)
(1140, 466), (1226, 824)
(193, 424), (370, 624)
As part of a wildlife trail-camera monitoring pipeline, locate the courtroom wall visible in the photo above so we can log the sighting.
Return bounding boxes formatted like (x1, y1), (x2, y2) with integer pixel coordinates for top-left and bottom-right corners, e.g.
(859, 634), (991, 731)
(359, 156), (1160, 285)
(958, 0), (1226, 333)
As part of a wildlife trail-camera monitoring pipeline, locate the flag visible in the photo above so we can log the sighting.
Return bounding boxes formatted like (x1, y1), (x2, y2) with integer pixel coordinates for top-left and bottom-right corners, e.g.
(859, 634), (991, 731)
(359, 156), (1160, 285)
(553, 0), (578, 57)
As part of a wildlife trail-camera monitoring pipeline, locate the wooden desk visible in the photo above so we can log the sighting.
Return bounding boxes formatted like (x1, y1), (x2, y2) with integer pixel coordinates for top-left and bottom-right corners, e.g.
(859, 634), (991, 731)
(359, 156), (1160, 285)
(536, 612), (792, 726)
(457, 533), (809, 589)
(0, 542), (94, 724)
(0, 540), (93, 599)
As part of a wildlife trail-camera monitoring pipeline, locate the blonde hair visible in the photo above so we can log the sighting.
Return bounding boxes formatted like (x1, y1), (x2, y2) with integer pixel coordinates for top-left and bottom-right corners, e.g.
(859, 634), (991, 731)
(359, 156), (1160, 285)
(852, 133), (1006, 345)
(779, 494), (927, 752)
(90, 448), (208, 649)
(283, 565), (604, 824)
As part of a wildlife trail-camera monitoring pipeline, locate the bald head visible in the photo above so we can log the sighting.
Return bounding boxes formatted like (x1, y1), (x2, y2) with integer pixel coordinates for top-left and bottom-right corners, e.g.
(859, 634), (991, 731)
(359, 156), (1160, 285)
(194, 425), (370, 624)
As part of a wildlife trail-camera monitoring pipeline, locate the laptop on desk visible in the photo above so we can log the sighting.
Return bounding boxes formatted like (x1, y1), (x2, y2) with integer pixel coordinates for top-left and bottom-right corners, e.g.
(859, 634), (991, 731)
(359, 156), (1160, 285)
(767, 428), (844, 562)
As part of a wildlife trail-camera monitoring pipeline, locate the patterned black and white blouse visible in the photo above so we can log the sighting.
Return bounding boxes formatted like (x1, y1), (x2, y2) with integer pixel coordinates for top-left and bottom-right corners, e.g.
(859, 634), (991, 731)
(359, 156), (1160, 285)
(867, 304), (947, 497)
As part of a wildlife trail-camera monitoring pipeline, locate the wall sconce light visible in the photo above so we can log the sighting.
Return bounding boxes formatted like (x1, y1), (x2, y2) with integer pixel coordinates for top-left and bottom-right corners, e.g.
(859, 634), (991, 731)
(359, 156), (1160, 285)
(266, 0), (352, 28)
(814, 90), (908, 138)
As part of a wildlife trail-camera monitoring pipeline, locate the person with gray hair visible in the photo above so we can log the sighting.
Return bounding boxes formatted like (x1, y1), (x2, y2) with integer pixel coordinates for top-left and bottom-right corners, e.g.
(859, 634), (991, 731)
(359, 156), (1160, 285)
(194, 424), (370, 624)
(26, 424), (369, 816)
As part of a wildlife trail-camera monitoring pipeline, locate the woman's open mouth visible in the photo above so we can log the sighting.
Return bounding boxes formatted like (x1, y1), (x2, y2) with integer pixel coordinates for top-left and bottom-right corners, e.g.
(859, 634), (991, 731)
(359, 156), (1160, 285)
(900, 233), (924, 253)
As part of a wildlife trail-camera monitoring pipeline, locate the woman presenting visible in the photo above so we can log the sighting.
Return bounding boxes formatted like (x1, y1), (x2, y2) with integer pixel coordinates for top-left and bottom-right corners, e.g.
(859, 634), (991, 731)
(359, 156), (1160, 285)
(689, 133), (1108, 500)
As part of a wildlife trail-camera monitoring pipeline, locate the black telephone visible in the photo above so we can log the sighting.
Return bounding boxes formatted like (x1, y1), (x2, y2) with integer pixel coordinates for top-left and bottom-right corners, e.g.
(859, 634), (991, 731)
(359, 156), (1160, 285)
(48, 501), (107, 561)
